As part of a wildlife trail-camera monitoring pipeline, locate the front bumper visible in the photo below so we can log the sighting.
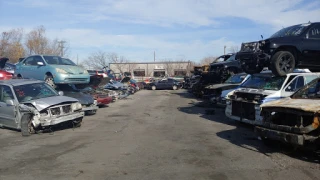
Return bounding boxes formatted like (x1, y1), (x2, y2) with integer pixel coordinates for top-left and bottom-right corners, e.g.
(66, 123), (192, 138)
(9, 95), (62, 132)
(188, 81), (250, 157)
(236, 52), (270, 67)
(255, 126), (306, 146)
(54, 73), (90, 84)
(41, 111), (84, 126)
(225, 101), (263, 125)
(82, 104), (99, 112)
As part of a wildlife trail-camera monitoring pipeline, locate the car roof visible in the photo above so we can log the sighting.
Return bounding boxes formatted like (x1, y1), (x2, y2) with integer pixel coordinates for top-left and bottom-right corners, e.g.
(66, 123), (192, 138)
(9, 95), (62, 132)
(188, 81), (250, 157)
(0, 79), (44, 86)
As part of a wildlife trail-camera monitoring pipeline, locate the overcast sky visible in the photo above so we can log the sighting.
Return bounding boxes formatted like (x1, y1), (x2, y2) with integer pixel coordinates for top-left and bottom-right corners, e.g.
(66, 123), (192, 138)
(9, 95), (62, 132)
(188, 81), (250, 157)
(0, 0), (319, 63)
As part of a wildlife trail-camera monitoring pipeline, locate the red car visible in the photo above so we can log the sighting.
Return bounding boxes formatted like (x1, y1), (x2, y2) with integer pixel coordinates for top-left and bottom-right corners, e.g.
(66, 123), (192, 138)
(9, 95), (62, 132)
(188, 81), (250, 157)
(0, 57), (13, 80)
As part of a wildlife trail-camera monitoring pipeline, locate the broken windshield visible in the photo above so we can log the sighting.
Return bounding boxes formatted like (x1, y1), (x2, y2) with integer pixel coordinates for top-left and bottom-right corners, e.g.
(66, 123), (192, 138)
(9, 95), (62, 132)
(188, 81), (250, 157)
(270, 24), (310, 38)
(13, 83), (58, 102)
(292, 78), (320, 99)
(240, 74), (286, 90)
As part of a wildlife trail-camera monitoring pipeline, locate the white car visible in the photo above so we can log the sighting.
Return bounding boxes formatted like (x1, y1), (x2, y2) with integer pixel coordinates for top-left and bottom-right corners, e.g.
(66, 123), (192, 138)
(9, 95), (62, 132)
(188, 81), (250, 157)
(225, 69), (320, 125)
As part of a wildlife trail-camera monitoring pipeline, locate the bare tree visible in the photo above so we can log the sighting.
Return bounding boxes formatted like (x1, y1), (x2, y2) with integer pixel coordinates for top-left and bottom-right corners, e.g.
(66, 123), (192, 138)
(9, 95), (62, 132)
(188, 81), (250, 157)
(163, 60), (174, 76)
(0, 28), (25, 63)
(228, 46), (239, 53)
(127, 63), (137, 74)
(108, 53), (128, 73)
(83, 50), (109, 69)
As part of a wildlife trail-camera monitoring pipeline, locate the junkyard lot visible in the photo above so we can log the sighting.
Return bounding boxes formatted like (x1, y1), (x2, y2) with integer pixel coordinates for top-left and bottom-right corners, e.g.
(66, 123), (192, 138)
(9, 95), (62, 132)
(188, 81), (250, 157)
(0, 90), (319, 180)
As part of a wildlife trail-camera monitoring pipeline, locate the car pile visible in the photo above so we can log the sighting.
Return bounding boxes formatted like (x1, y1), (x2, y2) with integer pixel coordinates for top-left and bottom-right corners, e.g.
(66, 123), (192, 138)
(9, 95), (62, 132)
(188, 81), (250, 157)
(187, 22), (320, 149)
(0, 55), (143, 136)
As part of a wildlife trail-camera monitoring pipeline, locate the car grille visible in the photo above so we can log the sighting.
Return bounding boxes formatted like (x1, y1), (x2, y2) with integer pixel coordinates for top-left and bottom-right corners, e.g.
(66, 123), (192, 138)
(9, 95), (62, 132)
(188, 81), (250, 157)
(49, 104), (72, 116)
(231, 101), (255, 120)
(65, 78), (88, 82)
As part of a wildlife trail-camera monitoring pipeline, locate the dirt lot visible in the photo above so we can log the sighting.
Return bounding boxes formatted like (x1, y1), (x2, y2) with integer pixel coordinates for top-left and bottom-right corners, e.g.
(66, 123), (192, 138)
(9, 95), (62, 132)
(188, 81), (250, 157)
(0, 89), (319, 180)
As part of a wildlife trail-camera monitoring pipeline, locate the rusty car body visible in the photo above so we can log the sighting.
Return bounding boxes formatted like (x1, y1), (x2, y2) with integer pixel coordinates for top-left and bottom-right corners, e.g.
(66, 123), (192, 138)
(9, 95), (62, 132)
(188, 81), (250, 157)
(0, 79), (84, 136)
(255, 78), (320, 148)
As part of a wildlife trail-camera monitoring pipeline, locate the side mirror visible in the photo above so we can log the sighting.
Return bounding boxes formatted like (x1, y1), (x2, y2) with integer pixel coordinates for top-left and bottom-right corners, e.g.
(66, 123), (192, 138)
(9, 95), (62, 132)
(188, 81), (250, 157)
(5, 99), (14, 106)
(37, 62), (44, 66)
(58, 91), (64, 96)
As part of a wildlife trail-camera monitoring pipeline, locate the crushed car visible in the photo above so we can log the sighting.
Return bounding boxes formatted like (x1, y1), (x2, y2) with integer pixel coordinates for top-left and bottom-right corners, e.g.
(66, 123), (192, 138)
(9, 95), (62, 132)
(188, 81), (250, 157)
(0, 79), (84, 136)
(236, 22), (320, 76)
(255, 78), (320, 149)
(0, 57), (13, 80)
(225, 69), (320, 125)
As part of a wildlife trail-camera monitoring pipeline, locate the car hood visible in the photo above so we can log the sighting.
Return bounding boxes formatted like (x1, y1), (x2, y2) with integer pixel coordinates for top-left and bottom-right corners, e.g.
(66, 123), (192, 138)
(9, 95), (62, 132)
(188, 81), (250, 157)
(23, 96), (78, 111)
(0, 57), (9, 69)
(205, 83), (240, 90)
(62, 91), (94, 105)
(260, 98), (320, 113)
(210, 60), (234, 67)
(89, 75), (111, 88)
(50, 65), (86, 74)
(121, 77), (131, 83)
(235, 87), (275, 96)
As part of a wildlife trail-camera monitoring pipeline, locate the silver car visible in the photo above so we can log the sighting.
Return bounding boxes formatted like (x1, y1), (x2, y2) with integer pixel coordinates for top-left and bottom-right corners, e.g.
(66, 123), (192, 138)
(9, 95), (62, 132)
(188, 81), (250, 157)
(0, 79), (84, 136)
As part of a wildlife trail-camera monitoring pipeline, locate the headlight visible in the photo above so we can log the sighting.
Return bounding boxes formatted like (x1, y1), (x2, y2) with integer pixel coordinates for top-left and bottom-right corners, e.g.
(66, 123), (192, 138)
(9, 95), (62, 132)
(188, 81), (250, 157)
(56, 68), (68, 74)
(71, 102), (82, 111)
(93, 100), (98, 105)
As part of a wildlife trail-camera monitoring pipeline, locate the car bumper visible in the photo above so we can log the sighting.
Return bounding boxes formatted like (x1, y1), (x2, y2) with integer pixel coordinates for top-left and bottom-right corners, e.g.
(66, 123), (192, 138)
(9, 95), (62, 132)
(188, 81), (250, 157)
(53, 73), (90, 84)
(225, 103), (263, 125)
(41, 111), (84, 126)
(236, 52), (270, 66)
(255, 126), (305, 146)
(82, 104), (99, 112)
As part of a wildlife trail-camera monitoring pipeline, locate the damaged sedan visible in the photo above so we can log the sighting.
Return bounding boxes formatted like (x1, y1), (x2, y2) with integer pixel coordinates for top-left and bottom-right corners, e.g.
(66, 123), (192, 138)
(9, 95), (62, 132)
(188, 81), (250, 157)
(256, 78), (320, 148)
(0, 79), (84, 136)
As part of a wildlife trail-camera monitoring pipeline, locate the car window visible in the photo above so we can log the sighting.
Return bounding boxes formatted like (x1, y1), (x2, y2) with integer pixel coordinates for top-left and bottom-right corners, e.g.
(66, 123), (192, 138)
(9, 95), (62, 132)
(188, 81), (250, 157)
(308, 24), (320, 39)
(23, 57), (35, 66)
(285, 76), (304, 92)
(0, 85), (14, 103)
(305, 75), (319, 83)
(168, 79), (173, 83)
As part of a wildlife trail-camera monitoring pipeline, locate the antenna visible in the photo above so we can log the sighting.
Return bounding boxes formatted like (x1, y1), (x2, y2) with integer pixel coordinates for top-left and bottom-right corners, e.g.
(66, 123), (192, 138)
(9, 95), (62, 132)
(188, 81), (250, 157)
(261, 35), (263, 40)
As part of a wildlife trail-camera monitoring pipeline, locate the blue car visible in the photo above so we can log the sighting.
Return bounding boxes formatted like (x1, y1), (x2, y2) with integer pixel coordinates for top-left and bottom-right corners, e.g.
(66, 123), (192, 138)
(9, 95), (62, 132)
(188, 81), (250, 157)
(15, 55), (90, 88)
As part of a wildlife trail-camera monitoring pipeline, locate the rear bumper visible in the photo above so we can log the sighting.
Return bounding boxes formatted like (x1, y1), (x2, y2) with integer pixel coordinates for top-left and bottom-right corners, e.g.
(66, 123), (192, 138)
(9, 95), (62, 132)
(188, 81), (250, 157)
(255, 126), (305, 146)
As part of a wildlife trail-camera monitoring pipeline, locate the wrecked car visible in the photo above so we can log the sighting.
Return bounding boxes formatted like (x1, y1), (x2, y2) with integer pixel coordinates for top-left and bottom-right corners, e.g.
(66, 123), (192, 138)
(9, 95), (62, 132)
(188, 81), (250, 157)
(225, 69), (320, 125)
(209, 54), (243, 83)
(56, 84), (98, 115)
(0, 79), (84, 136)
(148, 78), (182, 90)
(236, 22), (320, 76)
(203, 73), (250, 106)
(0, 58), (14, 80)
(256, 78), (320, 148)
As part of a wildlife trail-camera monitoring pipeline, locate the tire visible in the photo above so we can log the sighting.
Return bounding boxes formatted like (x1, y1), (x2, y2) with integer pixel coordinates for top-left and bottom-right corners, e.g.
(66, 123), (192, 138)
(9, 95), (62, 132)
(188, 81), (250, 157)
(17, 74), (23, 79)
(241, 63), (264, 74)
(71, 117), (83, 128)
(45, 75), (56, 89)
(86, 110), (97, 115)
(173, 85), (178, 90)
(270, 51), (296, 76)
(21, 114), (35, 136)
(151, 86), (156, 90)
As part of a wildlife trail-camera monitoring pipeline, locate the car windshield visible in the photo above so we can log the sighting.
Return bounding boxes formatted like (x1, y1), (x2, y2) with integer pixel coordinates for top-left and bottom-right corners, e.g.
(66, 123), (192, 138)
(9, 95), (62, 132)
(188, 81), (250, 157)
(240, 74), (286, 90)
(13, 83), (58, 102)
(43, 56), (77, 66)
(292, 78), (320, 99)
(224, 74), (246, 84)
(270, 24), (310, 38)
(225, 54), (236, 62)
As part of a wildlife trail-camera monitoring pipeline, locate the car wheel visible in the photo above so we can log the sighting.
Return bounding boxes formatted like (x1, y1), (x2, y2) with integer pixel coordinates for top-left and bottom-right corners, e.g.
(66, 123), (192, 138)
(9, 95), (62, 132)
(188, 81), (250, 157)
(45, 75), (56, 89)
(17, 74), (23, 79)
(173, 85), (178, 90)
(21, 114), (35, 136)
(86, 110), (97, 115)
(270, 51), (295, 76)
(71, 117), (83, 128)
(152, 85), (156, 90)
(241, 63), (263, 74)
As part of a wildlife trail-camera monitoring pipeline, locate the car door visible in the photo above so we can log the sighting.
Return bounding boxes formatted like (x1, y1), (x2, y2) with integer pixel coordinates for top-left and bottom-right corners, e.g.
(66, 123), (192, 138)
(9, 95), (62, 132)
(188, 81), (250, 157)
(0, 85), (17, 128)
(157, 80), (167, 89)
(33, 55), (46, 80)
(17, 56), (35, 78)
(300, 24), (320, 65)
(167, 79), (174, 89)
(281, 74), (319, 97)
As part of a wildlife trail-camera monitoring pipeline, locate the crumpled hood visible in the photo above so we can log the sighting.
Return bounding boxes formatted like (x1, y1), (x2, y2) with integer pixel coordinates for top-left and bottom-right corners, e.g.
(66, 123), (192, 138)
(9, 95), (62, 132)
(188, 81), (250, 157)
(23, 96), (78, 111)
(63, 91), (94, 105)
(50, 65), (85, 74)
(235, 87), (275, 96)
(205, 83), (239, 90)
(260, 98), (320, 113)
(88, 75), (111, 88)
(0, 57), (9, 69)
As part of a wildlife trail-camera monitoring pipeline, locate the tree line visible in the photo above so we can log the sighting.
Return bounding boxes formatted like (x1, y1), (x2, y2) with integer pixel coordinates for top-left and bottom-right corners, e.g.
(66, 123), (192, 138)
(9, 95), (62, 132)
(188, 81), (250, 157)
(0, 25), (69, 63)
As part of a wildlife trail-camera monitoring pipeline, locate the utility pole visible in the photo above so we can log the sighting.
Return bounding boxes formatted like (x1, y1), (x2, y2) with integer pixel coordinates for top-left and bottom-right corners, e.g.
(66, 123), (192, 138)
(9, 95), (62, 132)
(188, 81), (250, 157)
(224, 45), (226, 55)
(58, 40), (66, 56)
(154, 51), (155, 62)
(77, 54), (79, 65)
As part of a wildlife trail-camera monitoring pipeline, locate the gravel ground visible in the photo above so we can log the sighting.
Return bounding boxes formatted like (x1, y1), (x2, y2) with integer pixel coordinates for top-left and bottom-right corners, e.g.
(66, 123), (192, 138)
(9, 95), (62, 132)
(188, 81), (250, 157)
(0, 89), (319, 180)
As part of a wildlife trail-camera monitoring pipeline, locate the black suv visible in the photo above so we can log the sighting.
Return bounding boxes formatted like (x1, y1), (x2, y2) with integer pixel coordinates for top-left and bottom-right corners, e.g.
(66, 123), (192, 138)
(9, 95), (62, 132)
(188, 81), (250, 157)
(236, 22), (320, 76)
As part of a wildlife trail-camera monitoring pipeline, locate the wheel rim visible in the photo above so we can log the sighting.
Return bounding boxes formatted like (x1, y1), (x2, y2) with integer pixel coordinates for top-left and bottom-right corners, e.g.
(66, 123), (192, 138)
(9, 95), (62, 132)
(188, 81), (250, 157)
(173, 86), (177, 90)
(45, 77), (55, 88)
(152, 86), (156, 90)
(28, 120), (35, 134)
(278, 54), (294, 73)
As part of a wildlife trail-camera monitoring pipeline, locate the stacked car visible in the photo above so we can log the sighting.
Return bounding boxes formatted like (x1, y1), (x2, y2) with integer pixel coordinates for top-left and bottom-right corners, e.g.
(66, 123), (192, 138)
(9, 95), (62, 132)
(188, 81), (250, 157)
(0, 55), (142, 136)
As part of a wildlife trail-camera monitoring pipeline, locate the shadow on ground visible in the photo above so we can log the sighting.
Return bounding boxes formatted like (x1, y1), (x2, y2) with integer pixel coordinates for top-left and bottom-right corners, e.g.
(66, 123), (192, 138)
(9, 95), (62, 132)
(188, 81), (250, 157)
(177, 98), (320, 164)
